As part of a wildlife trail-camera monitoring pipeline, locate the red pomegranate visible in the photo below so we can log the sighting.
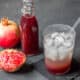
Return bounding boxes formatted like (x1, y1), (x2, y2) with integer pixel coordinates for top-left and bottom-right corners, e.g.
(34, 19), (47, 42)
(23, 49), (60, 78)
(0, 49), (26, 72)
(0, 17), (20, 48)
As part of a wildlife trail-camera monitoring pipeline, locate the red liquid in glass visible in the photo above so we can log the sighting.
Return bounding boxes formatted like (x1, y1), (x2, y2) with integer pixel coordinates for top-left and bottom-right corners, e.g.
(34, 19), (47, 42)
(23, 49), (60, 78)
(45, 57), (71, 74)
(20, 14), (39, 55)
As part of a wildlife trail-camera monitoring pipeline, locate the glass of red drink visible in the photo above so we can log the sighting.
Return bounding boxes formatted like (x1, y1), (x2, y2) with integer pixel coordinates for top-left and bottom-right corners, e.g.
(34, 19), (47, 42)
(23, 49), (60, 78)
(43, 24), (76, 75)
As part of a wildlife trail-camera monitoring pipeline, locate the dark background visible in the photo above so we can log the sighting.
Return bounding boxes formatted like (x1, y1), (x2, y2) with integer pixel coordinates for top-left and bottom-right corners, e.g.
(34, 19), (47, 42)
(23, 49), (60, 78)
(0, 0), (80, 80)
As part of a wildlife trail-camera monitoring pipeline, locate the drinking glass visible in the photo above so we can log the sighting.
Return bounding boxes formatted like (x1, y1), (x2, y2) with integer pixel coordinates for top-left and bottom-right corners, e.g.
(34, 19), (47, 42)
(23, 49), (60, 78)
(43, 24), (76, 75)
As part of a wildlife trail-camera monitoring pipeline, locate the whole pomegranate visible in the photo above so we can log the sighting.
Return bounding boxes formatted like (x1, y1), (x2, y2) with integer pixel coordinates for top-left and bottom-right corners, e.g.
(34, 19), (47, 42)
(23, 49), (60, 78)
(0, 49), (26, 72)
(0, 17), (20, 48)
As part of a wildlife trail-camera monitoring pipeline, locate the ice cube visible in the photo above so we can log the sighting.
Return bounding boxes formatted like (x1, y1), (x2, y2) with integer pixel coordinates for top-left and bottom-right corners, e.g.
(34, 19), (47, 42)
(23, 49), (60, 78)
(66, 34), (73, 40)
(58, 46), (68, 60)
(60, 32), (65, 37)
(60, 33), (73, 48)
(54, 35), (64, 47)
(51, 32), (59, 39)
(45, 47), (58, 61)
(63, 41), (73, 48)
(63, 35), (73, 48)
(45, 38), (53, 47)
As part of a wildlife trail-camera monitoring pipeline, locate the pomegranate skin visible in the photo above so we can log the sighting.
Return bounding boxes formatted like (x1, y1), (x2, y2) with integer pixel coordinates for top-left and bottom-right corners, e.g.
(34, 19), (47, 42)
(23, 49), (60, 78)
(0, 19), (20, 48)
(0, 28), (20, 48)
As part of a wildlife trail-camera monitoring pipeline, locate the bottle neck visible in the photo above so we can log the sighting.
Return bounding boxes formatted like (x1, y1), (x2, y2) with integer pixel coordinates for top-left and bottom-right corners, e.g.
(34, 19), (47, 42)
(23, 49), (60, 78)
(21, 0), (34, 16)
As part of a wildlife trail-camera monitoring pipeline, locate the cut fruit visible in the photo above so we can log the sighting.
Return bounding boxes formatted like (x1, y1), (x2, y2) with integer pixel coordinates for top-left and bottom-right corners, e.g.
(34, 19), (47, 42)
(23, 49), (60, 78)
(0, 49), (26, 72)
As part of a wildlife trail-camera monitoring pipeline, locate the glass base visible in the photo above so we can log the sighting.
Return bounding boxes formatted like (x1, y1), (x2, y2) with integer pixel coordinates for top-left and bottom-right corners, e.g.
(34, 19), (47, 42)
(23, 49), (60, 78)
(23, 48), (42, 56)
(46, 67), (70, 75)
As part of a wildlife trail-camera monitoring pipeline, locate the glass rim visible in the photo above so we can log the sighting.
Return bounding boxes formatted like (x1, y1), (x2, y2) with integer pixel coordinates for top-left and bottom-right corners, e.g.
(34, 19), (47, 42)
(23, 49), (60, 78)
(43, 24), (76, 36)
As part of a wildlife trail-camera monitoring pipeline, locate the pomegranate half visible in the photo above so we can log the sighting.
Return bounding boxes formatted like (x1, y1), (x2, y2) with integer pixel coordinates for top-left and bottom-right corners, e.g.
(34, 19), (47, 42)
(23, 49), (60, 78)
(0, 49), (26, 72)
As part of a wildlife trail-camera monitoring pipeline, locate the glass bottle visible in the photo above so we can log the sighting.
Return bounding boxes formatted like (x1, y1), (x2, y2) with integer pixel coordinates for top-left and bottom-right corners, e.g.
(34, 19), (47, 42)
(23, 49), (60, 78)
(20, 0), (39, 55)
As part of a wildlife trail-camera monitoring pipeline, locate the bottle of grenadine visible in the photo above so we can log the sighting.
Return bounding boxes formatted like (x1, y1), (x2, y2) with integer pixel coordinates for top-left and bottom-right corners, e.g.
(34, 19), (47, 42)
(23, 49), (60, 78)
(20, 0), (39, 55)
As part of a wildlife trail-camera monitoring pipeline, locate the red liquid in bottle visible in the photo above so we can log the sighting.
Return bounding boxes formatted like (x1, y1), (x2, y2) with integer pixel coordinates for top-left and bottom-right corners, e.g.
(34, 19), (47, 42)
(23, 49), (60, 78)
(20, 14), (39, 55)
